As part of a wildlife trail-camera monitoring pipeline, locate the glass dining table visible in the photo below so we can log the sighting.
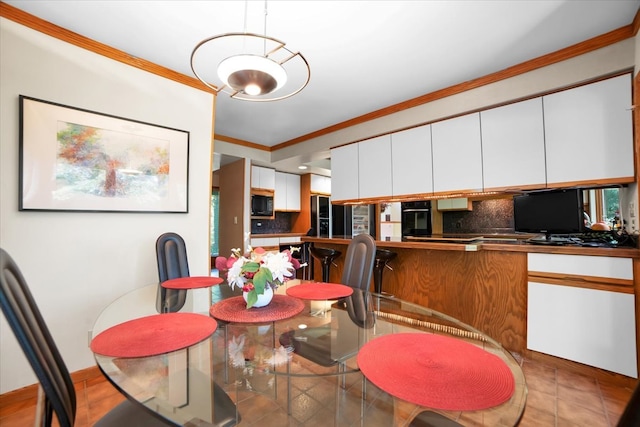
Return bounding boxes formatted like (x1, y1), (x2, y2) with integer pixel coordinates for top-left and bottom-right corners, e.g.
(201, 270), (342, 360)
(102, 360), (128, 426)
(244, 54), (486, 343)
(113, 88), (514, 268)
(91, 280), (527, 426)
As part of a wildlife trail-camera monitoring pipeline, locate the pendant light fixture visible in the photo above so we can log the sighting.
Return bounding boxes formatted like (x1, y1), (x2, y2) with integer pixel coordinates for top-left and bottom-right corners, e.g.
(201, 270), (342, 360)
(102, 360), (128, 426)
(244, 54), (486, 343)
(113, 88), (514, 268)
(190, 1), (310, 102)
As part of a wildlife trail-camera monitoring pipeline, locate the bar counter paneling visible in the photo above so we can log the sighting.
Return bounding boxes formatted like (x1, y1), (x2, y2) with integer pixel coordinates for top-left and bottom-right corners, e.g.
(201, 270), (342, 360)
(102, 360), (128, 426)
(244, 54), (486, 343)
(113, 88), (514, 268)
(302, 236), (640, 357)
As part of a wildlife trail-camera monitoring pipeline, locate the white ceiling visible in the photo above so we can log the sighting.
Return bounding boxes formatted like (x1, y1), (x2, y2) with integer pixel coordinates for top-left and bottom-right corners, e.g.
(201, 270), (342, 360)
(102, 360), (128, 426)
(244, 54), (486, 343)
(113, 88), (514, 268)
(5, 0), (639, 160)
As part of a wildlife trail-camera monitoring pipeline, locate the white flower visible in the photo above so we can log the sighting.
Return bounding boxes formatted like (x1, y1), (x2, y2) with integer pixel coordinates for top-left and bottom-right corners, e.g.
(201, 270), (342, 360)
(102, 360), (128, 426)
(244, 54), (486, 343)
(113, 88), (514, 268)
(226, 256), (247, 290)
(228, 335), (246, 368)
(264, 345), (292, 367)
(263, 252), (294, 284)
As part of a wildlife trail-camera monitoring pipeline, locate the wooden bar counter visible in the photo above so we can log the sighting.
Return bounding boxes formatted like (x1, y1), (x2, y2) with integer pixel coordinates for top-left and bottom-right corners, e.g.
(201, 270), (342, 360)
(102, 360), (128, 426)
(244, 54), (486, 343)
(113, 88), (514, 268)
(302, 235), (640, 359)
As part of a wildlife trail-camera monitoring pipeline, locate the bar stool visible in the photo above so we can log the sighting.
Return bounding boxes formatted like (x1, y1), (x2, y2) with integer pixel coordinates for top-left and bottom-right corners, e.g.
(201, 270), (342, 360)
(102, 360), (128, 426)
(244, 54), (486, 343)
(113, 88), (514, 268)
(309, 245), (342, 282)
(373, 249), (397, 294)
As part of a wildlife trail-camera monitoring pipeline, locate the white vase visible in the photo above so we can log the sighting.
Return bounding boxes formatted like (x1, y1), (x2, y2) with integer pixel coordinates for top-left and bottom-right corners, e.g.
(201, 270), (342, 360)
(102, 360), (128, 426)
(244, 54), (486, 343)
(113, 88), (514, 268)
(243, 286), (274, 308)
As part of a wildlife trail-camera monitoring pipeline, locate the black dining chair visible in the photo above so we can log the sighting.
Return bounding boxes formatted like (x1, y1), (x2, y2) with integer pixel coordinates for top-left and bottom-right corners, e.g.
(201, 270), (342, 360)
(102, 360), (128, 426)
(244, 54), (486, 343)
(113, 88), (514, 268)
(617, 381), (640, 426)
(156, 232), (190, 313)
(0, 248), (177, 426)
(0, 248), (240, 427)
(340, 233), (377, 291)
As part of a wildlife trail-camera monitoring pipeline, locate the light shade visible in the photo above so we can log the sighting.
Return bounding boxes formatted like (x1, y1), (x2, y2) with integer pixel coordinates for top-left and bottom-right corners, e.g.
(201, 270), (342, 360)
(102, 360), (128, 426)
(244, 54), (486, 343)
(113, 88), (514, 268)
(190, 32), (310, 102)
(217, 54), (287, 96)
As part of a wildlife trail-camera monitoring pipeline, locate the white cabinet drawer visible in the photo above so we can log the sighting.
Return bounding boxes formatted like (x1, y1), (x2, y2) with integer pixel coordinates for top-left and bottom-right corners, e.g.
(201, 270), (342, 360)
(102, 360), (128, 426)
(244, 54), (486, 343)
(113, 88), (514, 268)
(279, 236), (301, 244)
(527, 253), (632, 281)
(250, 238), (279, 248)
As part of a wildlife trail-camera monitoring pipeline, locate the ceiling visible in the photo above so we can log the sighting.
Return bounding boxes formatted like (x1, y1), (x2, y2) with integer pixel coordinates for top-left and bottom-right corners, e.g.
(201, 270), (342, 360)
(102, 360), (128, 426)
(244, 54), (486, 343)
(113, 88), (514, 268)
(5, 0), (640, 172)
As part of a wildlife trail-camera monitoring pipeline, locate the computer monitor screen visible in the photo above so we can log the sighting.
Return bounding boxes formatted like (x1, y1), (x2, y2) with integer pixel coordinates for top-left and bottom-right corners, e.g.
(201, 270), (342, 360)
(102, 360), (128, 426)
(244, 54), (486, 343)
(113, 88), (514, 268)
(513, 189), (584, 237)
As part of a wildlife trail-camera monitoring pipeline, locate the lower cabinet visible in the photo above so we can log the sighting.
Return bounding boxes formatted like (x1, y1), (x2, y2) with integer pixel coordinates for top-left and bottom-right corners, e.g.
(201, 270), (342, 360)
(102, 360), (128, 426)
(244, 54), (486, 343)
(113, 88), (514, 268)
(527, 253), (637, 378)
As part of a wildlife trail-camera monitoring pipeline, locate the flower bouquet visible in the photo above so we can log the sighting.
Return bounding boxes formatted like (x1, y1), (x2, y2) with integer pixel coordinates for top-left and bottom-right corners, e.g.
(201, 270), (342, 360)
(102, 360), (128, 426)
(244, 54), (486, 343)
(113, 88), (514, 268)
(215, 246), (303, 308)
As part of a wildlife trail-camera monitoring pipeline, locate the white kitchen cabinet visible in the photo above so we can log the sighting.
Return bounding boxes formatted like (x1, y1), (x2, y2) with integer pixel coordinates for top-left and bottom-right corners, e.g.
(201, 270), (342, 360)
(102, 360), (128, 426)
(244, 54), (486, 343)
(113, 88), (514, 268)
(274, 172), (287, 210)
(543, 74), (634, 186)
(437, 198), (471, 211)
(250, 237), (279, 251)
(481, 98), (546, 190)
(274, 172), (300, 211)
(431, 112), (483, 194)
(391, 125), (433, 197)
(358, 135), (392, 199)
(286, 173), (300, 210)
(330, 144), (359, 202)
(310, 174), (331, 195)
(251, 166), (276, 190)
(527, 253), (637, 378)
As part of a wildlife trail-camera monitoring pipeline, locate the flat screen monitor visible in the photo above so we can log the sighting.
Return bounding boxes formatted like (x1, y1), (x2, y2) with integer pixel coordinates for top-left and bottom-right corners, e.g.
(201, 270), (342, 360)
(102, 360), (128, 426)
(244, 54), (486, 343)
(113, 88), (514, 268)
(513, 189), (584, 239)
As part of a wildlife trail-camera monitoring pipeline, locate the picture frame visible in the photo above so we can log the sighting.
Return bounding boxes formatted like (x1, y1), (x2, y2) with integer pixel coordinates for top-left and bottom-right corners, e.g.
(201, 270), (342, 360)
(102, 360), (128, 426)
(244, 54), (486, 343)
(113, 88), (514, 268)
(19, 96), (189, 213)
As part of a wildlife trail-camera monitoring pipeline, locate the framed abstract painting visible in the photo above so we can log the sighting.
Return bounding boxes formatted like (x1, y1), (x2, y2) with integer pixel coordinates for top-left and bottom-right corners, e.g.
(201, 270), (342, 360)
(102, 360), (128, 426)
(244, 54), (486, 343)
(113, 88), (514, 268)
(19, 96), (189, 213)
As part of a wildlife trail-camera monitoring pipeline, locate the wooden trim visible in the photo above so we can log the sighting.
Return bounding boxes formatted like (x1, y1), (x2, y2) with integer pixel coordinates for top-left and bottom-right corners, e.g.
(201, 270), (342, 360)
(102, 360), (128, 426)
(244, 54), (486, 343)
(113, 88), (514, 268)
(0, 366), (103, 407)
(634, 70), (640, 383)
(4, 1), (637, 153)
(0, 3), (216, 95)
(528, 272), (634, 294)
(250, 188), (274, 197)
(214, 133), (270, 152)
(523, 349), (639, 389)
(272, 24), (636, 150)
(546, 176), (636, 189)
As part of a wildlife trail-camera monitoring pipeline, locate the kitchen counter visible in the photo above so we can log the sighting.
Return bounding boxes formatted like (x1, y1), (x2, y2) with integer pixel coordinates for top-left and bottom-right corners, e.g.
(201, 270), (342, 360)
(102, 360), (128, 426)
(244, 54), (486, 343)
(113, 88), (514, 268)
(302, 235), (640, 258)
(251, 232), (306, 239)
(302, 234), (639, 381)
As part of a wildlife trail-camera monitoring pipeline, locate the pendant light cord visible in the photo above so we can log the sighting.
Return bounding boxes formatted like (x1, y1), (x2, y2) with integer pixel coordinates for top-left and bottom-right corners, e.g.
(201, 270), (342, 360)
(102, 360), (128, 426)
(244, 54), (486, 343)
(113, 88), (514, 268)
(263, 0), (268, 56)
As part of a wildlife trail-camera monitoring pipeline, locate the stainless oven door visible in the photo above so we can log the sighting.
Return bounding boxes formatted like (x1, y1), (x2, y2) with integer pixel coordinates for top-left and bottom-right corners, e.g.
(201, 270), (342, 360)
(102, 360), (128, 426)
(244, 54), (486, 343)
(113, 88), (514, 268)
(401, 208), (432, 237)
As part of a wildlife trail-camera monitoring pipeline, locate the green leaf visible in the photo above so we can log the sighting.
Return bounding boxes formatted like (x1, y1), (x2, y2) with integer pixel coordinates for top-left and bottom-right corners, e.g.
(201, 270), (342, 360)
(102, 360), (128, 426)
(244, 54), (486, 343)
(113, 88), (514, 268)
(241, 262), (260, 273)
(245, 290), (258, 308)
(253, 268), (272, 293)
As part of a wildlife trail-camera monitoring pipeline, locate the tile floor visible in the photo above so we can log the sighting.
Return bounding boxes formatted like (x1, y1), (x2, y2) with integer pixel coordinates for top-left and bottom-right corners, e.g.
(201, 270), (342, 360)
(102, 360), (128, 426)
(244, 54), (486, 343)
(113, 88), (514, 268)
(0, 352), (635, 426)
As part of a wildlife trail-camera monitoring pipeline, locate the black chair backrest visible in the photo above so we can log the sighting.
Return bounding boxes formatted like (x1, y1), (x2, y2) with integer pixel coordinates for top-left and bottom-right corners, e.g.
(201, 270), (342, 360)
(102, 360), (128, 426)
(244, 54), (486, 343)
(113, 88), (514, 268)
(344, 289), (375, 329)
(340, 233), (376, 290)
(617, 381), (640, 426)
(0, 248), (76, 427)
(156, 232), (189, 313)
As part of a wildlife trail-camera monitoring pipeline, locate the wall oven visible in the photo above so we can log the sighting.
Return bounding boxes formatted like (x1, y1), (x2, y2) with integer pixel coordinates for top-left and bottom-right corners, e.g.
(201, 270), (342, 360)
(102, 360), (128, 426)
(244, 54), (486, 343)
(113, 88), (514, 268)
(401, 201), (432, 238)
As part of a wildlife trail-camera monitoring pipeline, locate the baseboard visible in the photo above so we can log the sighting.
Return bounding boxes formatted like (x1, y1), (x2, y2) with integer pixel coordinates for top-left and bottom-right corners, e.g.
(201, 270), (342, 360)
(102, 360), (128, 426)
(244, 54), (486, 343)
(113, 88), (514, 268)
(523, 349), (639, 389)
(0, 365), (104, 407)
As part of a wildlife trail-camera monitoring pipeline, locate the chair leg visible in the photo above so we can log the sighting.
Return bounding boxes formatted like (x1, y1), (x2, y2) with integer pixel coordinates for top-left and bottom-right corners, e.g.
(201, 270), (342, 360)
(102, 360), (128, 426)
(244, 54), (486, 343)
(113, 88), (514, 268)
(287, 358), (292, 415)
(223, 326), (229, 384)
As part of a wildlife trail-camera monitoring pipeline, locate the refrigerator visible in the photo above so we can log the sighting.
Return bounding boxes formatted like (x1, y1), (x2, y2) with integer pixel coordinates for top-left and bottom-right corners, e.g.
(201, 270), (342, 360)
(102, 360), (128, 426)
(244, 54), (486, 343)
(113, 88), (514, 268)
(310, 195), (331, 237)
(332, 204), (376, 238)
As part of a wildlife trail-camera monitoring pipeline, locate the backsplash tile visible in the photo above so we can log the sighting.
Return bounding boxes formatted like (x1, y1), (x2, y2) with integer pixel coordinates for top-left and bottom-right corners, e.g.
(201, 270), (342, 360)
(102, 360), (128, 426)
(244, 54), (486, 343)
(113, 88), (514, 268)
(443, 198), (514, 234)
(251, 212), (292, 234)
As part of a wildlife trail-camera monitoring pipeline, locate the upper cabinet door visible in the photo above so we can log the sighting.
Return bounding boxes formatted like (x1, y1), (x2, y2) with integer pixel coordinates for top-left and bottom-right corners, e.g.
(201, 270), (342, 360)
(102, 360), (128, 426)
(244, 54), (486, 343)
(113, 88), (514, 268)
(391, 125), (433, 197)
(310, 174), (331, 195)
(481, 98), (546, 190)
(431, 112), (483, 193)
(251, 166), (275, 190)
(543, 74), (634, 186)
(274, 172), (301, 211)
(286, 173), (300, 210)
(274, 172), (287, 210)
(358, 135), (392, 199)
(330, 144), (359, 202)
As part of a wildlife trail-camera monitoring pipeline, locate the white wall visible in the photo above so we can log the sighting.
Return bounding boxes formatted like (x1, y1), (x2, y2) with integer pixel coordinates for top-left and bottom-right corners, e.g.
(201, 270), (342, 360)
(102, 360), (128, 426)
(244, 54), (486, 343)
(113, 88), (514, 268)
(0, 19), (214, 393)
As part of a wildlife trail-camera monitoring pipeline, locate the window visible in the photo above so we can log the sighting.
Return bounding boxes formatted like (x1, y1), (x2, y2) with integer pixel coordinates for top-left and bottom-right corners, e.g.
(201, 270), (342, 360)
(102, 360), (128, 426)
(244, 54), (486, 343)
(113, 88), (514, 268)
(210, 189), (219, 256)
(583, 188), (620, 229)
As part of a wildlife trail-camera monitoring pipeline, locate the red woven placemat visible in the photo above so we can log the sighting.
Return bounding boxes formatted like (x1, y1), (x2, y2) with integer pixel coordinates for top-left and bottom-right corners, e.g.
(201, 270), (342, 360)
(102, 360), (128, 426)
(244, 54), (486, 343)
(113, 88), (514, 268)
(357, 333), (515, 411)
(286, 283), (353, 300)
(161, 276), (223, 289)
(91, 313), (217, 358)
(209, 295), (304, 323)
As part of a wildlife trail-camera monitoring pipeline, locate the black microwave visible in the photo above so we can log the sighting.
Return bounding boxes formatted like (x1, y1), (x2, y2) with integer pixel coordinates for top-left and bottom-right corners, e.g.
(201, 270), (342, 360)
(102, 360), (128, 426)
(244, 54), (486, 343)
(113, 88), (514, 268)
(251, 194), (274, 217)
